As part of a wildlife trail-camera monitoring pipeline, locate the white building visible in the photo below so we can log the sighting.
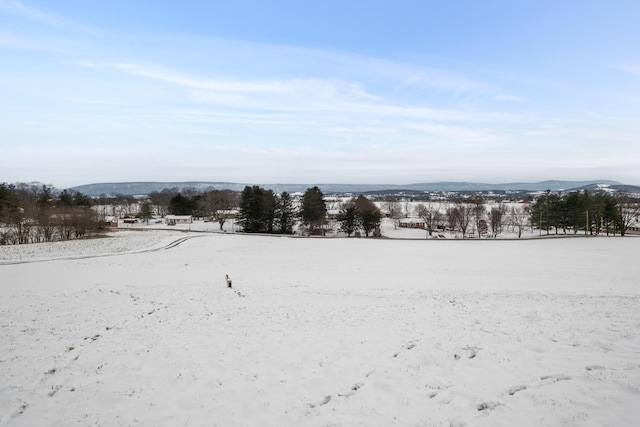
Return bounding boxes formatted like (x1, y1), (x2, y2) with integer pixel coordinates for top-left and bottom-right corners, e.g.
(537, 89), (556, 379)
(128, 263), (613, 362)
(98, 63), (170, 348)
(165, 215), (192, 225)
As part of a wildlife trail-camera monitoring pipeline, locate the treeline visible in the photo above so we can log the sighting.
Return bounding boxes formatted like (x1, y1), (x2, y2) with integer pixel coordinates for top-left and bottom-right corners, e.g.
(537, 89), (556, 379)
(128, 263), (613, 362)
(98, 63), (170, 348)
(162, 185), (384, 236)
(130, 186), (325, 234)
(378, 189), (639, 238)
(92, 188), (240, 230)
(381, 196), (530, 238)
(192, 185), (331, 234)
(0, 183), (100, 245)
(237, 185), (382, 236)
(532, 190), (639, 236)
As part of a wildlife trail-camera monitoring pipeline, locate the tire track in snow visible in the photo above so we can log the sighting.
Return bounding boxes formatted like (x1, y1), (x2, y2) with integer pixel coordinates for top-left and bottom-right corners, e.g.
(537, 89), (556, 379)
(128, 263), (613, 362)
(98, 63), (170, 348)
(0, 234), (203, 265)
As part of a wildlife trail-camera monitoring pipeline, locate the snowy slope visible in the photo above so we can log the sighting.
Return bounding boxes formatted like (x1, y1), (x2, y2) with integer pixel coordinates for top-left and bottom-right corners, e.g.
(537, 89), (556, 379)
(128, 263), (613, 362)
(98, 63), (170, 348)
(1, 232), (639, 426)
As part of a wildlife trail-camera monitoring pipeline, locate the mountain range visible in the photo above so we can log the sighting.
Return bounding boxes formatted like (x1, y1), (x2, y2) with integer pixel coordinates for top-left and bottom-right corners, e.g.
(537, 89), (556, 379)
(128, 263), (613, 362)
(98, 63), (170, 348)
(68, 180), (640, 196)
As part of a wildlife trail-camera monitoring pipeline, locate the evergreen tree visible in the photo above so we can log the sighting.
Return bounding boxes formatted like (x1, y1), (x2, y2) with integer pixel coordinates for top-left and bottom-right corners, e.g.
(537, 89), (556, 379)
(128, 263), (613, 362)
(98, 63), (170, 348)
(0, 183), (15, 224)
(300, 186), (327, 235)
(168, 193), (197, 216)
(564, 191), (585, 233)
(262, 190), (276, 233)
(601, 195), (620, 235)
(139, 201), (153, 224)
(337, 199), (360, 236)
(57, 190), (92, 207)
(238, 186), (275, 233)
(532, 190), (554, 234)
(275, 192), (296, 234)
(238, 186), (262, 232)
(354, 195), (381, 237)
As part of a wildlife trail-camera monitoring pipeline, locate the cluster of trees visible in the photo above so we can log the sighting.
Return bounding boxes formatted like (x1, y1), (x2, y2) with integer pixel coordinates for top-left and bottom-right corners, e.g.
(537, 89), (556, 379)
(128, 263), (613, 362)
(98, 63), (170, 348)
(336, 195), (382, 237)
(375, 189), (638, 239)
(0, 183), (100, 245)
(236, 186), (384, 236)
(532, 190), (639, 236)
(94, 186), (240, 231)
(237, 186), (317, 234)
(126, 188), (237, 230)
(237, 186), (295, 233)
(438, 198), (525, 239)
(380, 196), (530, 238)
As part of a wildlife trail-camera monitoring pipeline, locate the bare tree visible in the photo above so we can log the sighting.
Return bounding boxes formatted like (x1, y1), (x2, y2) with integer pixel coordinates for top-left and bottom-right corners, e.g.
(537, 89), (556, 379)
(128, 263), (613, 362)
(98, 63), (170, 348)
(472, 196), (486, 238)
(109, 194), (138, 219)
(445, 205), (458, 233)
(415, 203), (442, 237)
(72, 207), (99, 238)
(148, 188), (179, 218)
(7, 184), (38, 244)
(201, 189), (238, 231)
(35, 185), (56, 242)
(403, 200), (411, 219)
(55, 207), (74, 241)
(381, 197), (403, 229)
(616, 192), (640, 236)
(508, 205), (528, 238)
(489, 204), (506, 238)
(454, 201), (473, 238)
(0, 183), (100, 244)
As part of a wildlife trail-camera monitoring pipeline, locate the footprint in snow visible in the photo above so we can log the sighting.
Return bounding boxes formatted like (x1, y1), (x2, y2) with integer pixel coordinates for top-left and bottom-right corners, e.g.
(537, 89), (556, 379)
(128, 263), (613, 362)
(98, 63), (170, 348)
(338, 383), (364, 398)
(309, 395), (332, 408)
(454, 346), (479, 360)
(540, 374), (571, 382)
(11, 402), (28, 418)
(477, 400), (503, 411)
(508, 385), (527, 396)
(585, 365), (606, 371)
(393, 341), (417, 357)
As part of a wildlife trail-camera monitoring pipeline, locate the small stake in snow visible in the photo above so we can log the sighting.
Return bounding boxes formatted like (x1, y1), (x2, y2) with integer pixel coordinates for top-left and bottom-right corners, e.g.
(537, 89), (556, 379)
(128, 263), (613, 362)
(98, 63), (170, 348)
(225, 274), (232, 288)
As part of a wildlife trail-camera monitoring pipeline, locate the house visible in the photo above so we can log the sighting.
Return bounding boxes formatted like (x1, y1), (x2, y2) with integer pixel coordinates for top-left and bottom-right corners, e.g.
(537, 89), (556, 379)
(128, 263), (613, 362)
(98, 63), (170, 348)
(627, 219), (640, 234)
(398, 218), (426, 229)
(165, 215), (192, 225)
(102, 216), (119, 227)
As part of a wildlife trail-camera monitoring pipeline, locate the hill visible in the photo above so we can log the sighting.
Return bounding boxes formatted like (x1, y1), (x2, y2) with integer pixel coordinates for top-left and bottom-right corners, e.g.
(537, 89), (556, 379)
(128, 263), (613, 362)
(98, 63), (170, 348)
(68, 180), (635, 196)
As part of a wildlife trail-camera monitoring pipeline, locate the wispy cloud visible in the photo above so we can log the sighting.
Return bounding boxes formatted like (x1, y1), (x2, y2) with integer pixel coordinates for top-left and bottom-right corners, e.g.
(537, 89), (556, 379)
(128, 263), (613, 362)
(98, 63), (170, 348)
(0, 0), (73, 30)
(78, 61), (297, 93)
(495, 94), (527, 102)
(78, 59), (517, 122)
(398, 70), (489, 95)
(0, 0), (104, 39)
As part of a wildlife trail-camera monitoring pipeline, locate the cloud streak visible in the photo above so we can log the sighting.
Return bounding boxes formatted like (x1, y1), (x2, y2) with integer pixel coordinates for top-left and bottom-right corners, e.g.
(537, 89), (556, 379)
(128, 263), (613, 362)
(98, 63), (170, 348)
(0, 0), (65, 28)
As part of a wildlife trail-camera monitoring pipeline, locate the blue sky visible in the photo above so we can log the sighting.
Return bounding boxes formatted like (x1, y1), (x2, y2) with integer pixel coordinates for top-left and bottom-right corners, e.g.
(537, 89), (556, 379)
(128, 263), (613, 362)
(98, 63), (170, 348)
(1, 0), (639, 188)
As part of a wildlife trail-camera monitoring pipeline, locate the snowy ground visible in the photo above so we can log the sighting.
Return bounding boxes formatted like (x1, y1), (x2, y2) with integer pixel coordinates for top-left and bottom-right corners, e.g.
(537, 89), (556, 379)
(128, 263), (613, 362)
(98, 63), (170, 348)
(1, 228), (639, 426)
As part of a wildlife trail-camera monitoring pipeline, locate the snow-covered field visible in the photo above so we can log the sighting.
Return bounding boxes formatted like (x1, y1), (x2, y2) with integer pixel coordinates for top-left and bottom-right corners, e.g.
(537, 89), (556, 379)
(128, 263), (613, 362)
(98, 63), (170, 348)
(1, 228), (639, 426)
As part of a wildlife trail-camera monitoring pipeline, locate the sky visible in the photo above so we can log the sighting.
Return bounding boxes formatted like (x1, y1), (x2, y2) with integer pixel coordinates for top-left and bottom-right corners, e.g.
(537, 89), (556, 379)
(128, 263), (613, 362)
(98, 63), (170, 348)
(1, 0), (639, 189)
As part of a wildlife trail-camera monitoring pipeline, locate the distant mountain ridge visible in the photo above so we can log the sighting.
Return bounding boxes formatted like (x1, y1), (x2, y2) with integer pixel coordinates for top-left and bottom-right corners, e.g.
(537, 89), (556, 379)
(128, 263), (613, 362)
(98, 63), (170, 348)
(68, 180), (637, 196)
